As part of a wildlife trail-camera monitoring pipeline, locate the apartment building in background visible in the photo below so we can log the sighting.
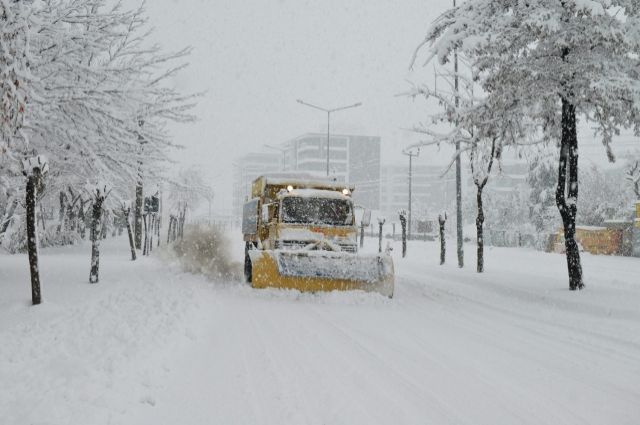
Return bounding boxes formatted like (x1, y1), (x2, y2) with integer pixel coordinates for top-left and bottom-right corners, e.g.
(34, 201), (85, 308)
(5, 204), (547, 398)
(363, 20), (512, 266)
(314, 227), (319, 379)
(379, 164), (457, 222)
(232, 133), (381, 218)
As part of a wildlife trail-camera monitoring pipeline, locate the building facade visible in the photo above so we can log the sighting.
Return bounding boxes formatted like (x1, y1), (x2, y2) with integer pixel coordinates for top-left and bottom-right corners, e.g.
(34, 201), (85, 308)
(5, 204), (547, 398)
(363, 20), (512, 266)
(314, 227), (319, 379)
(281, 133), (381, 211)
(379, 164), (457, 222)
(232, 133), (381, 219)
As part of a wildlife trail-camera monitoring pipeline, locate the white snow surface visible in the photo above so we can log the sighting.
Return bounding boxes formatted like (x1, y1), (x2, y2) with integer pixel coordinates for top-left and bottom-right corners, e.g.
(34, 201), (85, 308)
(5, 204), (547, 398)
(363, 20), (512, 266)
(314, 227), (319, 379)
(2, 235), (640, 424)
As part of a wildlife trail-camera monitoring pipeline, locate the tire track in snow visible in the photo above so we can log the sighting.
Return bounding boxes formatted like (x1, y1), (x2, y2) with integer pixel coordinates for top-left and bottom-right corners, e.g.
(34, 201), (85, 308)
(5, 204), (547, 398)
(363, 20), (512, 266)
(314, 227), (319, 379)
(308, 300), (586, 425)
(394, 273), (640, 424)
(303, 304), (477, 425)
(402, 268), (640, 363)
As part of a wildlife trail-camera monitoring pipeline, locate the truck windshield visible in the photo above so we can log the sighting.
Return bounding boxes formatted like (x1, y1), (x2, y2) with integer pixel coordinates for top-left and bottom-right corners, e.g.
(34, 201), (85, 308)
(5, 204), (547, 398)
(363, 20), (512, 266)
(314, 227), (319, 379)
(281, 197), (353, 226)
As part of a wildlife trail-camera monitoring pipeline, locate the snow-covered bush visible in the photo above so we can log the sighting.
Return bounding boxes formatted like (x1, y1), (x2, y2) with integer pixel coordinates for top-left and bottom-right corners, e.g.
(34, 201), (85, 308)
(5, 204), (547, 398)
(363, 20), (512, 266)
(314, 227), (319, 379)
(0, 214), (81, 254)
(578, 165), (634, 226)
(0, 215), (25, 254)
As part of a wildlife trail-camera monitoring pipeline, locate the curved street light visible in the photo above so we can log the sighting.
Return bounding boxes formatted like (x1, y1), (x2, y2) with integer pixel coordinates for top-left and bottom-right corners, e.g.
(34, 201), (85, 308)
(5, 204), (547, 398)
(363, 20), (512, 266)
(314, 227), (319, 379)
(296, 99), (362, 176)
(402, 147), (420, 240)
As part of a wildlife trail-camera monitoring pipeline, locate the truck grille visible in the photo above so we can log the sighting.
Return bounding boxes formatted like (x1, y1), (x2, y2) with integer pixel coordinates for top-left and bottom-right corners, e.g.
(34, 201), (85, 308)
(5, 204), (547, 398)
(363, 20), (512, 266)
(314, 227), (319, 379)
(276, 240), (357, 253)
(338, 244), (357, 253)
(276, 240), (308, 250)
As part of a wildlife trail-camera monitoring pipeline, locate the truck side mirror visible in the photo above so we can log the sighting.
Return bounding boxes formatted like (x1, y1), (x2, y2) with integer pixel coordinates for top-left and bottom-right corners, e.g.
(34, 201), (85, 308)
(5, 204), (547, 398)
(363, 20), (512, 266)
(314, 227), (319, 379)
(242, 198), (259, 235)
(262, 204), (270, 223)
(361, 209), (372, 227)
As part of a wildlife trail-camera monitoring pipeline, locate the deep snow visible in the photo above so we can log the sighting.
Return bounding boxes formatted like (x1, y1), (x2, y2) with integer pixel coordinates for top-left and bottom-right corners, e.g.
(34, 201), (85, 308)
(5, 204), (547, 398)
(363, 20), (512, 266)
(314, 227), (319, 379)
(1, 234), (639, 425)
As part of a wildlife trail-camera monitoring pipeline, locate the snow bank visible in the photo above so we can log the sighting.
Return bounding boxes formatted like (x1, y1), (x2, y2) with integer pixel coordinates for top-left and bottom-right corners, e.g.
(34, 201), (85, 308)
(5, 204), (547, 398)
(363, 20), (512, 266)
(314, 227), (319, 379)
(0, 238), (208, 425)
(2, 233), (639, 425)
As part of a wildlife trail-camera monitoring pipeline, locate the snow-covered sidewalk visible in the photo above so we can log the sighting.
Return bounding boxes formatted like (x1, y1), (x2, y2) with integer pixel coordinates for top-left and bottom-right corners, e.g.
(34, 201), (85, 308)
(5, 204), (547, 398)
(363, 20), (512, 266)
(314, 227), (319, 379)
(1, 239), (205, 424)
(2, 236), (639, 424)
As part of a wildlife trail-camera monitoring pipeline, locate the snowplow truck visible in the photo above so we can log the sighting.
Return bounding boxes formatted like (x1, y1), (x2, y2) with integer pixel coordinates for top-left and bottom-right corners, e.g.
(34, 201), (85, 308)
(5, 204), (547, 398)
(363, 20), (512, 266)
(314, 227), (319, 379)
(242, 175), (394, 297)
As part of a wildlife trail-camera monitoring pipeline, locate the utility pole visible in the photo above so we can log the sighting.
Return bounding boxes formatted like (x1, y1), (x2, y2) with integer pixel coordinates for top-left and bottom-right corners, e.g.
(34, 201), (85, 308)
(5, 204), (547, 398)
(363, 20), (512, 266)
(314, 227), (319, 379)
(453, 0), (464, 268)
(296, 99), (362, 176)
(403, 148), (420, 240)
(134, 118), (146, 250)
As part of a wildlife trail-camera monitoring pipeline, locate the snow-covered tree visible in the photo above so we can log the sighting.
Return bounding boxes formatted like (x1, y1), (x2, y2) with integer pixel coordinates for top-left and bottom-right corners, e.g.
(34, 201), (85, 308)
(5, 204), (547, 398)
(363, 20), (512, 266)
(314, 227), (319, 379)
(0, 0), (30, 155)
(1, 0), (195, 246)
(407, 60), (477, 269)
(1, 1), (196, 303)
(88, 182), (111, 283)
(578, 164), (633, 225)
(470, 137), (499, 272)
(166, 166), (213, 217)
(528, 151), (558, 233)
(438, 212), (447, 265)
(418, 0), (640, 290)
(626, 159), (640, 199)
(408, 62), (511, 272)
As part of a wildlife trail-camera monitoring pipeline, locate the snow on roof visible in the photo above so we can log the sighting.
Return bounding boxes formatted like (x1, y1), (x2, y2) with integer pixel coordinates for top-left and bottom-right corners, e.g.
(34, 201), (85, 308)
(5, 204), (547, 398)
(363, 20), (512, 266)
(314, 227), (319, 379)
(261, 172), (325, 181)
(259, 173), (355, 191)
(279, 188), (351, 200)
(576, 225), (607, 231)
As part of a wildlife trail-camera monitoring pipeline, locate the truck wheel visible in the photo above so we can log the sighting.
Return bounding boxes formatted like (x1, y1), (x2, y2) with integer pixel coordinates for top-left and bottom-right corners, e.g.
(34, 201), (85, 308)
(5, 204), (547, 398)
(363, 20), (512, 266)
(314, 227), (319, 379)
(244, 242), (253, 283)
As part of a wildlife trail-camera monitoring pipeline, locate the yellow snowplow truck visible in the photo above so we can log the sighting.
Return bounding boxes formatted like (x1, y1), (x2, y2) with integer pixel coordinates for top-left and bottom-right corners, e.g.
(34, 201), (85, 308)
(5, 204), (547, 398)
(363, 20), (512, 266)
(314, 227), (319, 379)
(242, 175), (394, 297)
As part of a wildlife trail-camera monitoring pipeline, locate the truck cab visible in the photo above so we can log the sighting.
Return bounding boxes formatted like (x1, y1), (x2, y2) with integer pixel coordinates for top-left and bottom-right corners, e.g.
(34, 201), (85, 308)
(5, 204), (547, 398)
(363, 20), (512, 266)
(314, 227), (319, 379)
(241, 174), (394, 297)
(243, 175), (357, 252)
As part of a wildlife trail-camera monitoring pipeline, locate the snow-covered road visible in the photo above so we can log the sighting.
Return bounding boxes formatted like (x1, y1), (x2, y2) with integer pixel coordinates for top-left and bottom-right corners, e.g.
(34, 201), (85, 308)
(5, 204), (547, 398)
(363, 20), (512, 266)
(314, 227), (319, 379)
(2, 235), (639, 424)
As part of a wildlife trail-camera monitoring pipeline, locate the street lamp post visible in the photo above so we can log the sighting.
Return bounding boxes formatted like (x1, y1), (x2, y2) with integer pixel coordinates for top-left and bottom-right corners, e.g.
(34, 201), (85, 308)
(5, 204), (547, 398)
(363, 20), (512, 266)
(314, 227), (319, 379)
(403, 148), (420, 240)
(296, 99), (362, 176)
(263, 144), (287, 171)
(453, 0), (464, 268)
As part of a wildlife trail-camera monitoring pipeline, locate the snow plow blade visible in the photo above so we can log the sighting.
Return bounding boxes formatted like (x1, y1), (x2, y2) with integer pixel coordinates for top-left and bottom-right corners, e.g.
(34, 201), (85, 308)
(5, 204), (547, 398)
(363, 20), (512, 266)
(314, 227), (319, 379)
(249, 250), (395, 298)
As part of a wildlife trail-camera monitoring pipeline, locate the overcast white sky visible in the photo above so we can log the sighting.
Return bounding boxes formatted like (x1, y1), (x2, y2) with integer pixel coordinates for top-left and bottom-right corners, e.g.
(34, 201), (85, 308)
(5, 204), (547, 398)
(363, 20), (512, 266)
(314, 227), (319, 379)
(142, 0), (637, 214)
(141, 0), (451, 212)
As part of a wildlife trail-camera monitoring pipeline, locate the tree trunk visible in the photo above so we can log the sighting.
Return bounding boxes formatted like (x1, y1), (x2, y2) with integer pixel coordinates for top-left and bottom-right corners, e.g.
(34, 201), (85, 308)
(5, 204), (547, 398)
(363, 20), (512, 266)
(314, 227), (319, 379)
(378, 221), (384, 253)
(134, 182), (143, 249)
(26, 177), (42, 305)
(149, 215), (154, 253)
(178, 205), (187, 240)
(143, 214), (149, 256)
(439, 215), (446, 265)
(58, 191), (66, 222)
(400, 214), (407, 258)
(78, 202), (87, 239)
(173, 216), (177, 242)
(556, 96), (584, 290)
(39, 202), (46, 231)
(100, 210), (108, 239)
(125, 208), (137, 261)
(476, 187), (485, 273)
(89, 197), (104, 283)
(66, 205), (74, 231)
(156, 213), (161, 247)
